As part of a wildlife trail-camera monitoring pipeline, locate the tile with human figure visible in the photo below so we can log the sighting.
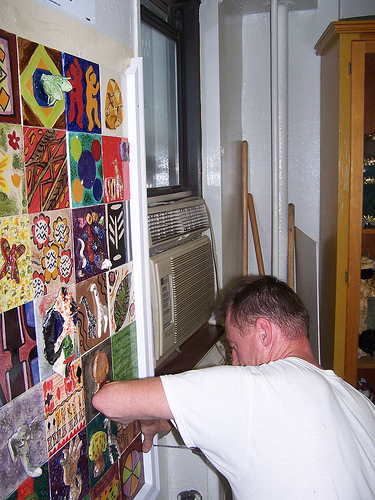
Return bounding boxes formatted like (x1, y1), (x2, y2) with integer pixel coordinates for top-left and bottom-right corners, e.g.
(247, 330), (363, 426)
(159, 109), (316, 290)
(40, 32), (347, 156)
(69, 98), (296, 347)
(63, 53), (101, 134)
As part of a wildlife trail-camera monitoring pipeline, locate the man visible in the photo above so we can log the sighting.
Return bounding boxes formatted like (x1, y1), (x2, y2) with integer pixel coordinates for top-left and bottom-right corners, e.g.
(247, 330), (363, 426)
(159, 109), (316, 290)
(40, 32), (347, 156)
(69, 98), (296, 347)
(92, 275), (375, 499)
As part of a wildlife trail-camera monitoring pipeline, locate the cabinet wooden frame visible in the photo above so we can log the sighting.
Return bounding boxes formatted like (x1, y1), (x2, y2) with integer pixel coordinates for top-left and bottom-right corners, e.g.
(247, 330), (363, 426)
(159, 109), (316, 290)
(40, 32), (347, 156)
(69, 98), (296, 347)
(316, 22), (375, 387)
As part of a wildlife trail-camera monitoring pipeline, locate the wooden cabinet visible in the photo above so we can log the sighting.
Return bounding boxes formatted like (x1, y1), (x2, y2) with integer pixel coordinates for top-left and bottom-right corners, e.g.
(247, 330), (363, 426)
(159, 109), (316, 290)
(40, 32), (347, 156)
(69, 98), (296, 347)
(315, 21), (375, 388)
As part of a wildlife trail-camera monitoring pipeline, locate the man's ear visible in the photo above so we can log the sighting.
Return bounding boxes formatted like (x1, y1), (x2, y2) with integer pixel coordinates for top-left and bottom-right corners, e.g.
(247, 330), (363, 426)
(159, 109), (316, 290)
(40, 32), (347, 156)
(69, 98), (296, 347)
(255, 317), (272, 347)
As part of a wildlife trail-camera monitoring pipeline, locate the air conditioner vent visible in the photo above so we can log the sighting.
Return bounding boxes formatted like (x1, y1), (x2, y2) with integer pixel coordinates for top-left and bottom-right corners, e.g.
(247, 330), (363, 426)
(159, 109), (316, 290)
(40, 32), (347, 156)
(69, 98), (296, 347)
(171, 239), (215, 343)
(148, 198), (210, 248)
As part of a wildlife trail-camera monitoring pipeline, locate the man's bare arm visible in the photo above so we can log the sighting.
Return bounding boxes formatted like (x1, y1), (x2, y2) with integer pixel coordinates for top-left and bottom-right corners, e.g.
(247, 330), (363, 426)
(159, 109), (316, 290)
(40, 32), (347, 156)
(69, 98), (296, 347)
(92, 377), (173, 426)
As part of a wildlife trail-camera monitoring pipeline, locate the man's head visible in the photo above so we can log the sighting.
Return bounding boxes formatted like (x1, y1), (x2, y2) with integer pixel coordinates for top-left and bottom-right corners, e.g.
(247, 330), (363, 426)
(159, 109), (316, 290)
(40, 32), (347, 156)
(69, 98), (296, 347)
(219, 275), (310, 366)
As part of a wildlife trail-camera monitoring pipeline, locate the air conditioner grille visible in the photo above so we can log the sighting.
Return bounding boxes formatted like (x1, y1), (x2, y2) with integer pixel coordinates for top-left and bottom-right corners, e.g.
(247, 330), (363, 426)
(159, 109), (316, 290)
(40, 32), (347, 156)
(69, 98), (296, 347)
(171, 239), (215, 343)
(148, 203), (209, 246)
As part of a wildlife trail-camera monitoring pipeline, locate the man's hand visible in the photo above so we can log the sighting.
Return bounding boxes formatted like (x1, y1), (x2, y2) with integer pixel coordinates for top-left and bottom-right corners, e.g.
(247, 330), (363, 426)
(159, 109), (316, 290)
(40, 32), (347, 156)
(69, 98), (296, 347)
(140, 419), (173, 453)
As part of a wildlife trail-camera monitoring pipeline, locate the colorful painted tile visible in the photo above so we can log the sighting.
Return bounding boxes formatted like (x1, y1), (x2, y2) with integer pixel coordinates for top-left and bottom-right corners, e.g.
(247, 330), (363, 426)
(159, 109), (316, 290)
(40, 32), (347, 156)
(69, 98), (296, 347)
(106, 201), (126, 269)
(0, 383), (48, 498)
(34, 285), (79, 382)
(63, 54), (101, 134)
(0, 214), (33, 313)
(72, 205), (109, 283)
(107, 263), (135, 335)
(68, 132), (103, 207)
(117, 421), (141, 456)
(86, 412), (119, 489)
(100, 67), (126, 137)
(42, 357), (85, 458)
(23, 126), (69, 213)
(0, 123), (27, 216)
(48, 428), (90, 500)
(106, 200), (133, 269)
(111, 322), (138, 381)
(90, 461), (121, 500)
(0, 29), (21, 124)
(18, 38), (66, 129)
(76, 273), (110, 355)
(0, 301), (39, 406)
(5, 463), (50, 500)
(119, 435), (144, 500)
(81, 337), (113, 424)
(102, 136), (130, 203)
(30, 209), (74, 299)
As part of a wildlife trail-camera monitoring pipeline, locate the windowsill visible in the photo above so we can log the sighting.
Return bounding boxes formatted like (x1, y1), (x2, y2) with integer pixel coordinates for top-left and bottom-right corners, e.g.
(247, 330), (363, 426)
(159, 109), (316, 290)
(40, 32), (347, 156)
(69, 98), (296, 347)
(155, 322), (225, 376)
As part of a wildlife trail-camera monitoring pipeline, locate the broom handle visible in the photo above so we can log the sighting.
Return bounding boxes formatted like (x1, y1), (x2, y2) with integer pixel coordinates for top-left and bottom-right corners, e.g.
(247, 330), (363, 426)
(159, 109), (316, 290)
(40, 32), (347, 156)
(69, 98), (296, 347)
(248, 193), (265, 275)
(242, 141), (248, 276)
(288, 203), (295, 290)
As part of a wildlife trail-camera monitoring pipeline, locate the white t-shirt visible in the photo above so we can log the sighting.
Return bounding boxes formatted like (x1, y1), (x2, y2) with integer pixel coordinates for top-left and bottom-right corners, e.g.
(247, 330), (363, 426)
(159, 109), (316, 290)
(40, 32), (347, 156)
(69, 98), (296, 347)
(161, 358), (375, 499)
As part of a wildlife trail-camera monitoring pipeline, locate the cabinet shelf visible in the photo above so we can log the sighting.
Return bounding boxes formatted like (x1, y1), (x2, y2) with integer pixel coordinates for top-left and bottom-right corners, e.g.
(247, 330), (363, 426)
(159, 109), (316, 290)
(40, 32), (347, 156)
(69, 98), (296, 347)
(358, 356), (375, 369)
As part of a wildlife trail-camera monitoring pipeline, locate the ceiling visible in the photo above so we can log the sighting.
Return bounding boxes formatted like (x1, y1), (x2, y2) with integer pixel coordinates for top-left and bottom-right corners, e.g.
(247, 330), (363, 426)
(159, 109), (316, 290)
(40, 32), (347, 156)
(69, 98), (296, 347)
(229, 0), (318, 15)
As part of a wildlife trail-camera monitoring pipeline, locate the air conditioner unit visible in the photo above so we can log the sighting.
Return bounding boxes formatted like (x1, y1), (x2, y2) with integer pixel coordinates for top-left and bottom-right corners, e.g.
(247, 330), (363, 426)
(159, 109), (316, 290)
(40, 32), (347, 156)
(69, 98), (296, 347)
(148, 198), (216, 366)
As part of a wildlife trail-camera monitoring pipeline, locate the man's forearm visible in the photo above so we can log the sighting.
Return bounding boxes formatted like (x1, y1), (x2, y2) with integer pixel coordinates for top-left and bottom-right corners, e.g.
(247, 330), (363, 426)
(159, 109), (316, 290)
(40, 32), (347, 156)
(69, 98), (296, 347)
(92, 377), (173, 423)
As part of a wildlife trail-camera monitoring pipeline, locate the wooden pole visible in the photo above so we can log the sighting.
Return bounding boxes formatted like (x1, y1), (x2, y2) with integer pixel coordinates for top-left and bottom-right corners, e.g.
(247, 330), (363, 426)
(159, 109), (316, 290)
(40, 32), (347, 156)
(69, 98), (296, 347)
(288, 203), (295, 290)
(242, 140), (248, 276)
(248, 193), (265, 275)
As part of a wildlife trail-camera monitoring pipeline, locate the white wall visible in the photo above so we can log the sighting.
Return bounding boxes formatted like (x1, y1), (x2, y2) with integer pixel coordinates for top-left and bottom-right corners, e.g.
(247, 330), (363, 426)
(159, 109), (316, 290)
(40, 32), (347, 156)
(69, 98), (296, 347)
(201, 0), (243, 291)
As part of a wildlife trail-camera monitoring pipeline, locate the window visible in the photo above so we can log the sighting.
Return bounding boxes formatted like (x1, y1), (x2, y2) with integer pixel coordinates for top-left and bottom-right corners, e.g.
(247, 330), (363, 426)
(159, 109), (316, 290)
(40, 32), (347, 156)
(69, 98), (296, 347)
(141, 0), (202, 198)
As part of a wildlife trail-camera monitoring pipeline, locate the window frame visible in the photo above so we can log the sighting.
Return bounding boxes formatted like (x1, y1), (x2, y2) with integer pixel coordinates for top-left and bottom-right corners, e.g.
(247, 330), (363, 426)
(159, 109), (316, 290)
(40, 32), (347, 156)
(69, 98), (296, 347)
(141, 0), (202, 198)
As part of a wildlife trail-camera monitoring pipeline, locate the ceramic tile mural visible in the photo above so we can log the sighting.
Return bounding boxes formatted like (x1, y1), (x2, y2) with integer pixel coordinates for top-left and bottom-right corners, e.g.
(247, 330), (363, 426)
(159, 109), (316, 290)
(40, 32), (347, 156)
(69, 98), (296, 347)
(0, 28), (143, 500)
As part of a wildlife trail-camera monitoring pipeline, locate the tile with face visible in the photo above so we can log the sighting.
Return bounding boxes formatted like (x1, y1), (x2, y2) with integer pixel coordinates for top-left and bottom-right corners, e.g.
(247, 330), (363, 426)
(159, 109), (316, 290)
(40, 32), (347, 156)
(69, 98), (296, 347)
(72, 205), (109, 283)
(0, 29), (21, 125)
(111, 322), (138, 382)
(30, 209), (74, 299)
(18, 38), (66, 130)
(76, 273), (110, 355)
(0, 301), (39, 406)
(100, 66), (126, 137)
(0, 383), (48, 499)
(63, 53), (101, 134)
(42, 357), (85, 458)
(0, 123), (27, 216)
(23, 126), (69, 214)
(68, 132), (103, 207)
(81, 337), (113, 424)
(107, 263), (135, 336)
(102, 136), (129, 203)
(34, 285), (79, 382)
(48, 427), (90, 500)
(0, 214), (33, 313)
